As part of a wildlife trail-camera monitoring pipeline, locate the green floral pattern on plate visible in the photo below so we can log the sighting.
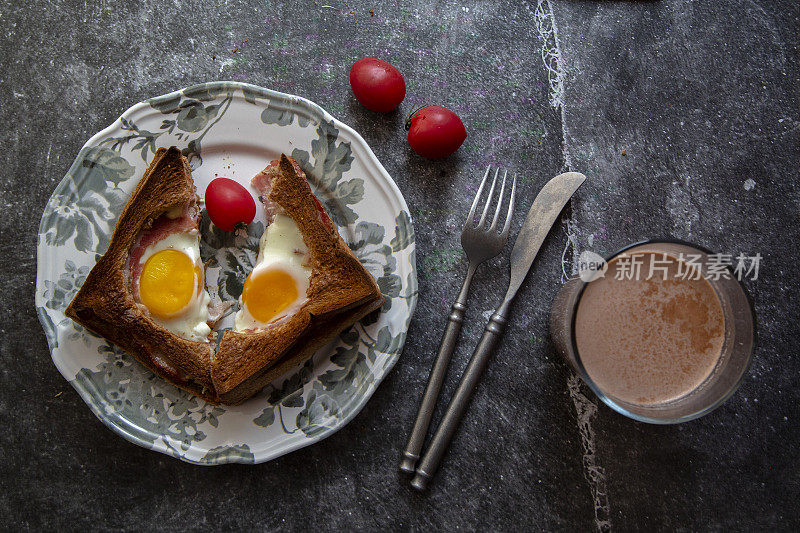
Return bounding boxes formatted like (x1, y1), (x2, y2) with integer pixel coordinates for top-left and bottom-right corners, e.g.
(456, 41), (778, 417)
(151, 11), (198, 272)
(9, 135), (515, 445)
(35, 82), (416, 465)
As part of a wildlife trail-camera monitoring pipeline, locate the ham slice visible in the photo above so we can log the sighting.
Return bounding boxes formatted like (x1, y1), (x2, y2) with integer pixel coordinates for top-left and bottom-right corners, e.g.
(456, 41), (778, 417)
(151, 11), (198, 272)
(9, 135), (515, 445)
(251, 162), (280, 225)
(126, 203), (199, 298)
(251, 159), (332, 232)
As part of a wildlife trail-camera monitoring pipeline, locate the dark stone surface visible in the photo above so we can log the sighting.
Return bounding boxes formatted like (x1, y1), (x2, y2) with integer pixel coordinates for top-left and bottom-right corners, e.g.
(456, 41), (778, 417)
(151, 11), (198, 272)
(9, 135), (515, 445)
(553, 2), (800, 530)
(1, 0), (797, 530)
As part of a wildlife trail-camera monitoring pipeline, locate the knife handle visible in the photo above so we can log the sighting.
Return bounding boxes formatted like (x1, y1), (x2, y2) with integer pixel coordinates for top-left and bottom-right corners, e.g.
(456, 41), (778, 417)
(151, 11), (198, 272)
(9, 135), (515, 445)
(411, 304), (509, 490)
(400, 264), (477, 473)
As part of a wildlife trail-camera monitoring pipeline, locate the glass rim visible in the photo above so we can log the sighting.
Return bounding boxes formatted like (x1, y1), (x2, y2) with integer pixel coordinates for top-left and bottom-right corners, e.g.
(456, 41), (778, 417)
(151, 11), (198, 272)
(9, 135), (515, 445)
(567, 238), (758, 424)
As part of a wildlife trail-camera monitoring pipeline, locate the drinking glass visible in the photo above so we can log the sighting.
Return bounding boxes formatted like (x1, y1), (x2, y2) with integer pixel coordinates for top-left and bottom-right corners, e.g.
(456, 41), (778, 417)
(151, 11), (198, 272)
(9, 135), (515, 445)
(549, 240), (756, 423)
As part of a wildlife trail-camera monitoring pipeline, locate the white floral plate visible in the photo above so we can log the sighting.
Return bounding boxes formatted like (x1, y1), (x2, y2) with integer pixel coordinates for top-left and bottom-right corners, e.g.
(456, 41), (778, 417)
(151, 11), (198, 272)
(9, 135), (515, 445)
(35, 82), (417, 465)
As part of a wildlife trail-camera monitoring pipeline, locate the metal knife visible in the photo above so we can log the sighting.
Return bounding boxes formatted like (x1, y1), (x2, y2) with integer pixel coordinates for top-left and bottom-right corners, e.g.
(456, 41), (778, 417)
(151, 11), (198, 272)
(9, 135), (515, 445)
(410, 171), (587, 491)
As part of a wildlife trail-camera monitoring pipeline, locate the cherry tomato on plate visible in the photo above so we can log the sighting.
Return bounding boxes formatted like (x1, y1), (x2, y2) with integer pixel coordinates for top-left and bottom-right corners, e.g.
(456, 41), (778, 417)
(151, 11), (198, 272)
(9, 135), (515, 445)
(204, 177), (256, 231)
(349, 58), (406, 112)
(406, 106), (467, 159)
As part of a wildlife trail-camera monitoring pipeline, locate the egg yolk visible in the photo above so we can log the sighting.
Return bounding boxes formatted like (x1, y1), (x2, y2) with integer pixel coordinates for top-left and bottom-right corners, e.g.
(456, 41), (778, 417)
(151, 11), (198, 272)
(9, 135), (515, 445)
(242, 267), (299, 323)
(139, 249), (197, 318)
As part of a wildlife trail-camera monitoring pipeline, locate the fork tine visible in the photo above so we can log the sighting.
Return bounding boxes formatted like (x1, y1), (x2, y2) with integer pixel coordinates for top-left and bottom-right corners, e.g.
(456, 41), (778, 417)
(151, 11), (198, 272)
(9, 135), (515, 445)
(489, 169), (508, 231)
(465, 165), (491, 226)
(478, 167), (499, 227)
(501, 174), (517, 235)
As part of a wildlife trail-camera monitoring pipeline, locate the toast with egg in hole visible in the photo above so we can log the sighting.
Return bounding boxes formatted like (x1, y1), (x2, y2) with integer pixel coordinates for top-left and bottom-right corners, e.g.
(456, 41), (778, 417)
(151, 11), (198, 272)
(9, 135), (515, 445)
(65, 147), (217, 401)
(66, 148), (384, 405)
(211, 155), (384, 404)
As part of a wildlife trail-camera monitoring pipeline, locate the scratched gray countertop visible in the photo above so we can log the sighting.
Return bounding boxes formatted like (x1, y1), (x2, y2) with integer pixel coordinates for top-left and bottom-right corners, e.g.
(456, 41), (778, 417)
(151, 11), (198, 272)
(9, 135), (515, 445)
(2, 0), (798, 530)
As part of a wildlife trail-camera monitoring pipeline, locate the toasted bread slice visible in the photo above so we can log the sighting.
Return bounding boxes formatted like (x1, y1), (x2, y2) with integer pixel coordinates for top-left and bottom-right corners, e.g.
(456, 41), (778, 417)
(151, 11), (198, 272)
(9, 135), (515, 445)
(66, 149), (384, 405)
(212, 155), (384, 404)
(65, 147), (215, 401)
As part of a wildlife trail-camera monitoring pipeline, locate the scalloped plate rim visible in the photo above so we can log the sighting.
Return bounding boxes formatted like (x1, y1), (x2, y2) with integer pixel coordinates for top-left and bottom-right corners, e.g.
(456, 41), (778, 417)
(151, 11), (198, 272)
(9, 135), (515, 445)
(35, 81), (418, 465)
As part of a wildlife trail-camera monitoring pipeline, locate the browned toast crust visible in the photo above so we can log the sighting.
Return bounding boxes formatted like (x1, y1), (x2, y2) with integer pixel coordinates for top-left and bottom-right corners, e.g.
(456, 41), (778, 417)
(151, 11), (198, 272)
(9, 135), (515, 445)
(65, 147), (215, 401)
(66, 149), (384, 405)
(217, 298), (383, 405)
(212, 155), (384, 402)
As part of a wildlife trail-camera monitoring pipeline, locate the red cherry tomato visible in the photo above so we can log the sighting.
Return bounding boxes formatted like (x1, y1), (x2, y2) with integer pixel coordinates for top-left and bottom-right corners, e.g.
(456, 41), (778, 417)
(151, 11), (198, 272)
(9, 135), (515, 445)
(349, 58), (406, 112)
(204, 178), (256, 231)
(406, 106), (467, 159)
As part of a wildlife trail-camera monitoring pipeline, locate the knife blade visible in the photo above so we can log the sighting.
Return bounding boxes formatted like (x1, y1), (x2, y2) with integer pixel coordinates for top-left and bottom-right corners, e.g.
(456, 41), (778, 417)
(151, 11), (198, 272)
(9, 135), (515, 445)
(504, 171), (586, 302)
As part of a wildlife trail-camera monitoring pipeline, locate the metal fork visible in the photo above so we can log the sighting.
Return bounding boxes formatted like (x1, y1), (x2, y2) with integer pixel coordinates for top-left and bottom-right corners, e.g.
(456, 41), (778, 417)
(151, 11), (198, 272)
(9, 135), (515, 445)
(399, 165), (516, 473)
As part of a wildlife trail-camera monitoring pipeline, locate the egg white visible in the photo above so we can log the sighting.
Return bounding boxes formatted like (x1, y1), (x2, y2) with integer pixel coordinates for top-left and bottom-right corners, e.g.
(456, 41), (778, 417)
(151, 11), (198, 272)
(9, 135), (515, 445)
(137, 230), (212, 341)
(235, 213), (311, 331)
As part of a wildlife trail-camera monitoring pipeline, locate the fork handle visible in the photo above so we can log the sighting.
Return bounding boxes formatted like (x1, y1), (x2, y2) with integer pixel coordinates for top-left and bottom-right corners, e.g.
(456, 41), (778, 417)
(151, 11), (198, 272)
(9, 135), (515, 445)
(399, 264), (477, 473)
(410, 302), (510, 490)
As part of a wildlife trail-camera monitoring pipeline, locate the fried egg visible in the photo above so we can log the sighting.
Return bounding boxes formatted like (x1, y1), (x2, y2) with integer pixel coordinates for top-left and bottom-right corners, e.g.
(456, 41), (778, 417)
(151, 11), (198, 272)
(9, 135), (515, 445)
(137, 230), (212, 341)
(235, 213), (311, 331)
